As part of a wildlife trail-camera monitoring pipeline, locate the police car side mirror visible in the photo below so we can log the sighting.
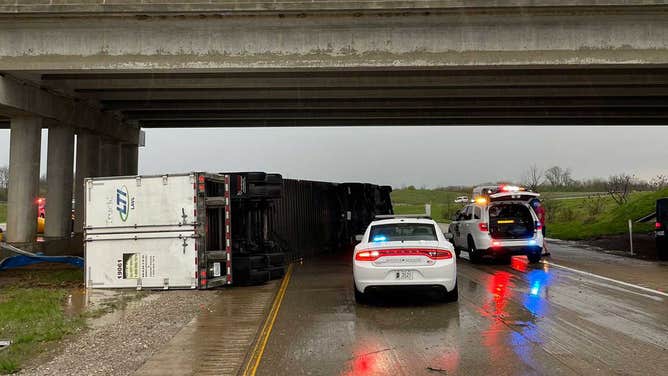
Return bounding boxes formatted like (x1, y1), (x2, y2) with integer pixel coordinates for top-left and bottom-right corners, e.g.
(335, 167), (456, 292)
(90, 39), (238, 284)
(354, 234), (364, 242)
(444, 232), (454, 240)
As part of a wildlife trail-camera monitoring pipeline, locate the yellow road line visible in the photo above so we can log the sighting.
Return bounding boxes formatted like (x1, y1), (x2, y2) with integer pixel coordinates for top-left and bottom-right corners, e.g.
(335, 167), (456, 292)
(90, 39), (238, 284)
(242, 263), (294, 376)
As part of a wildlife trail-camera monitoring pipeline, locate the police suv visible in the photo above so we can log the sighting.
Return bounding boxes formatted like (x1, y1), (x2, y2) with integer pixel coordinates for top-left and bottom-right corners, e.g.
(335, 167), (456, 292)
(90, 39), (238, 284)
(449, 185), (544, 263)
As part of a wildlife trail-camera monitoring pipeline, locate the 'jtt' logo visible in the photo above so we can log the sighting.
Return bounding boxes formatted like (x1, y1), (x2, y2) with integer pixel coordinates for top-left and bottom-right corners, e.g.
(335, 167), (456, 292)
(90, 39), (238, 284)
(116, 186), (129, 222)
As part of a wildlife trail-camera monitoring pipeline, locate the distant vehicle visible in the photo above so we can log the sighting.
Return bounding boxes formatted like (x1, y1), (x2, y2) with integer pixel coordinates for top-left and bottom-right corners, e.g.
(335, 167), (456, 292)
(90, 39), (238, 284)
(449, 185), (544, 263)
(657, 198), (667, 260)
(37, 197), (45, 234)
(352, 216), (457, 303)
(37, 197), (45, 218)
(454, 196), (469, 203)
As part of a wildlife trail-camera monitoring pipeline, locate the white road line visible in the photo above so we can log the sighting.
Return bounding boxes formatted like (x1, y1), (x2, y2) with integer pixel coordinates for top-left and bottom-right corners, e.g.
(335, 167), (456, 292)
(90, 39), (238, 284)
(541, 260), (667, 298)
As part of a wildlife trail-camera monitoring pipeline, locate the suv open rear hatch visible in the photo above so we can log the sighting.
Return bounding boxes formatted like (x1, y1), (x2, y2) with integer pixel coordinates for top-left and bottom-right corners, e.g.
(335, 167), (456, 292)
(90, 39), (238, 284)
(489, 191), (540, 202)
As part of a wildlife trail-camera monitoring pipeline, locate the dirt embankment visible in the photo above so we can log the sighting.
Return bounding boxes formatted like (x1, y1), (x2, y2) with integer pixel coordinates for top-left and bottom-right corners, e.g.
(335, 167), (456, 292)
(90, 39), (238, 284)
(580, 233), (660, 260)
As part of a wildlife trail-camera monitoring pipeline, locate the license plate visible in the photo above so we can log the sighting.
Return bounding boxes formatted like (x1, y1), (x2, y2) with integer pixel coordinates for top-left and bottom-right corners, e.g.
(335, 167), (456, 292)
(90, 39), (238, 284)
(658, 231), (665, 236)
(394, 270), (414, 280)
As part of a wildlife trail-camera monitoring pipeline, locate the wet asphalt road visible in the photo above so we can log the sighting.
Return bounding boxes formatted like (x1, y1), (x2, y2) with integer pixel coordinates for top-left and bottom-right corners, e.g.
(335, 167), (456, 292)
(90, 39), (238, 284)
(257, 252), (668, 375)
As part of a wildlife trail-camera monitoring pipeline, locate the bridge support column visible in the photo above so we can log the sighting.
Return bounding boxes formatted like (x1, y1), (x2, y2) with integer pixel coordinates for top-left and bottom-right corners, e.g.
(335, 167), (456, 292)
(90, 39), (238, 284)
(100, 139), (122, 177)
(74, 131), (100, 234)
(121, 144), (138, 176)
(6, 116), (42, 244)
(44, 122), (75, 240)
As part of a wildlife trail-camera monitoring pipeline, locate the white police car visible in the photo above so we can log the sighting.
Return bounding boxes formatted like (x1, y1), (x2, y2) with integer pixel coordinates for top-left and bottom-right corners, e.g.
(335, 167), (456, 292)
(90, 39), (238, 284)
(352, 216), (457, 303)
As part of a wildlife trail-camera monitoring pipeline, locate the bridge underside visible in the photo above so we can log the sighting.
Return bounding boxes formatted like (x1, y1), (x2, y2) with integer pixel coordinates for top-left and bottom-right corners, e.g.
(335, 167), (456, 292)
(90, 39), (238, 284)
(1, 66), (668, 128)
(1, 1), (667, 244)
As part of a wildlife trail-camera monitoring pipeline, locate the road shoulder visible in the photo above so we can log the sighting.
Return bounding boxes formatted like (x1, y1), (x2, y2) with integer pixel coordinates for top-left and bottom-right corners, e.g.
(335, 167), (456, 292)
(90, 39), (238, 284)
(546, 239), (667, 292)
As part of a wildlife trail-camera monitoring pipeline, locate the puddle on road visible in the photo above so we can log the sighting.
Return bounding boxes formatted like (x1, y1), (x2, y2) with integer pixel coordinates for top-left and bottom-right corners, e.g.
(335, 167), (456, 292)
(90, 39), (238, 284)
(63, 288), (149, 327)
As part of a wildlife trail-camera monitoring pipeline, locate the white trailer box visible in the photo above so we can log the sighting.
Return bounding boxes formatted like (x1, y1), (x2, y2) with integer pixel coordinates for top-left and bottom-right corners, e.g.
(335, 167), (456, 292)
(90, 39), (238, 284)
(84, 173), (232, 289)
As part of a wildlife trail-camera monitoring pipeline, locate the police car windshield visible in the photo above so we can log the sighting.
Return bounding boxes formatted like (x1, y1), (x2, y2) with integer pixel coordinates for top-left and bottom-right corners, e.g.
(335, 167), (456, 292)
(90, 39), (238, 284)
(369, 223), (438, 242)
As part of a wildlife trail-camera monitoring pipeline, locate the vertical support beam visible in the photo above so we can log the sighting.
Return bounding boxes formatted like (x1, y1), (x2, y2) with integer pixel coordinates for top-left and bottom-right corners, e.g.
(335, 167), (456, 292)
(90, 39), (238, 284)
(100, 139), (121, 176)
(74, 131), (101, 234)
(44, 122), (75, 239)
(121, 144), (139, 176)
(6, 116), (42, 244)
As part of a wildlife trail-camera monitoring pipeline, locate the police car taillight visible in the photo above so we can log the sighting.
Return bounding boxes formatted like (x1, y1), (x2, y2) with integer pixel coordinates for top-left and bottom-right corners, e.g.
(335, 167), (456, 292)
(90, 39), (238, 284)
(657, 222), (663, 230)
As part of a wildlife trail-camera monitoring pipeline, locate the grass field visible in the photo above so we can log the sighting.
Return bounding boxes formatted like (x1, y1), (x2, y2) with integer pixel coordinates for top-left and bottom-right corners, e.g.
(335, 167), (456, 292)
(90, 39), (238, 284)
(391, 189), (467, 222)
(546, 189), (667, 240)
(0, 268), (85, 374)
(392, 188), (667, 240)
(0, 202), (6, 223)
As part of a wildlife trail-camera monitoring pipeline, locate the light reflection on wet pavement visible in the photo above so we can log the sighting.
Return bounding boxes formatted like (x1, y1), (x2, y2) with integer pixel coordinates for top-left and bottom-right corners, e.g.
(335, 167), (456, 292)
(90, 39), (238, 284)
(257, 252), (668, 376)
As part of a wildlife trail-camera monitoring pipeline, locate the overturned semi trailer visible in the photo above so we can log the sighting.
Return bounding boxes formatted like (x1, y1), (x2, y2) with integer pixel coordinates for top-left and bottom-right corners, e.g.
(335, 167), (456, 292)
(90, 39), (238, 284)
(267, 180), (393, 260)
(84, 172), (392, 289)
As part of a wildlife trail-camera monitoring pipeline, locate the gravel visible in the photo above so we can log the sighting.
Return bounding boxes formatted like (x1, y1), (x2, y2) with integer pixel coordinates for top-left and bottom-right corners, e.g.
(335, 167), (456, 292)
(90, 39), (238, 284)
(19, 290), (221, 376)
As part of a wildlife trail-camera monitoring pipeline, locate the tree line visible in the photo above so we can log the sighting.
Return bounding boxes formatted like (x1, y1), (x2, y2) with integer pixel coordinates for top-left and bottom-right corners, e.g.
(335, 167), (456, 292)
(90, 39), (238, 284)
(0, 165), (48, 202)
(522, 164), (668, 205)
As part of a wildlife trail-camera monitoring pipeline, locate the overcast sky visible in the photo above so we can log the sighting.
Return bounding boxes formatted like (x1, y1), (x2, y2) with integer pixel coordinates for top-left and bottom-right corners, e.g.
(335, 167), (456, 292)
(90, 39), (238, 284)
(0, 126), (666, 188)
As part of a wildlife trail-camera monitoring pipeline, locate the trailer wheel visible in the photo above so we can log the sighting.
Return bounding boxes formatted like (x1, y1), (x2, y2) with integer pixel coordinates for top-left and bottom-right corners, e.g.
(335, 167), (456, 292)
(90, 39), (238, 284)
(244, 172), (267, 182)
(265, 174), (283, 184)
(263, 252), (286, 266)
(249, 270), (271, 284)
(268, 266), (285, 280)
(247, 184), (282, 198)
(233, 255), (269, 271)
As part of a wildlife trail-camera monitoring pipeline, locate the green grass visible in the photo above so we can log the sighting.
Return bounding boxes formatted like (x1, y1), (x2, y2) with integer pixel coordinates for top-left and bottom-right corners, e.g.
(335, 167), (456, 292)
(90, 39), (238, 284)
(392, 187), (667, 240)
(546, 189), (667, 240)
(0, 203), (6, 223)
(392, 188), (467, 222)
(0, 269), (84, 374)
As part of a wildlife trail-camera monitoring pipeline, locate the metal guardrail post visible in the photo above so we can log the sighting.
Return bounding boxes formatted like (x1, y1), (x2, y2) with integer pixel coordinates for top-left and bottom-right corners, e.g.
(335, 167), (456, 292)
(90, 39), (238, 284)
(628, 219), (634, 256)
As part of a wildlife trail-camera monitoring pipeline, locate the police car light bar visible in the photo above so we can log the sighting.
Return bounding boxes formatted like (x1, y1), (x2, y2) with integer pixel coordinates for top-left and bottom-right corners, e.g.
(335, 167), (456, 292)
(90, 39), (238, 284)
(499, 185), (525, 192)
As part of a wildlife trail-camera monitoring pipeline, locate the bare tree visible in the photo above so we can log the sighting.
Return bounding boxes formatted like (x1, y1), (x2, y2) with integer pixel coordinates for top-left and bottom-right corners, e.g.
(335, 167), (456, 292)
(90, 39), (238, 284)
(606, 173), (634, 205)
(522, 164), (544, 191)
(544, 166), (574, 188)
(0, 165), (8, 190)
(649, 174), (668, 191)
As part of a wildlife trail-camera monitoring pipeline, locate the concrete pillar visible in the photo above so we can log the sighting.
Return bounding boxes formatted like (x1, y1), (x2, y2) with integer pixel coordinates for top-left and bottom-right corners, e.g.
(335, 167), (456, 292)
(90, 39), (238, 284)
(74, 131), (101, 233)
(6, 116), (42, 244)
(44, 122), (75, 239)
(100, 139), (122, 176)
(121, 144), (139, 175)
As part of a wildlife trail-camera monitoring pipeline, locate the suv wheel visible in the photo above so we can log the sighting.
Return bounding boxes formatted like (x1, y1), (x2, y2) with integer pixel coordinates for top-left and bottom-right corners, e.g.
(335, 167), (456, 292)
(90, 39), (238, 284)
(468, 239), (482, 264)
(527, 253), (542, 264)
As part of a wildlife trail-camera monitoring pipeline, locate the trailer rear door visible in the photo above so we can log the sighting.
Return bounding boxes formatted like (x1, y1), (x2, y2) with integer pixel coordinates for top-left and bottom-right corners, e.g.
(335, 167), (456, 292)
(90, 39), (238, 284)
(85, 174), (198, 289)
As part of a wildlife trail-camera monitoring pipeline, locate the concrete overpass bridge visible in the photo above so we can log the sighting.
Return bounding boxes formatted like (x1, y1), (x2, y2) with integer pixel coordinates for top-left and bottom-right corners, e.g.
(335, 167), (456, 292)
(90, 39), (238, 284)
(1, 0), (668, 245)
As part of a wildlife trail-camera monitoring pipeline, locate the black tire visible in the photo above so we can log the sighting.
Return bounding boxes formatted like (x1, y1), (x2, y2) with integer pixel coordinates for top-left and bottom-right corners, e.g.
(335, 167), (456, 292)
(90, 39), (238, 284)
(439, 282), (459, 302)
(468, 238), (482, 264)
(264, 174), (283, 184)
(264, 252), (286, 266)
(527, 253), (542, 264)
(354, 285), (368, 304)
(247, 184), (282, 198)
(234, 255), (269, 270)
(454, 247), (461, 258)
(267, 266), (285, 280)
(249, 270), (270, 284)
(244, 172), (267, 182)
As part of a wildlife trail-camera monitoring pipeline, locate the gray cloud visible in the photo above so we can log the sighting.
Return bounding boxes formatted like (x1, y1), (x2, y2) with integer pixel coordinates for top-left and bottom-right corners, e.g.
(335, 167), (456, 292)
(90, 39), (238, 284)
(1, 126), (667, 188)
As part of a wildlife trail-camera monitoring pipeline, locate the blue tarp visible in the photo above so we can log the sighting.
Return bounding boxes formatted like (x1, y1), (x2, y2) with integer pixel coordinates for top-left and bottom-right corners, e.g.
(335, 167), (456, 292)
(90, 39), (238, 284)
(0, 254), (84, 271)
